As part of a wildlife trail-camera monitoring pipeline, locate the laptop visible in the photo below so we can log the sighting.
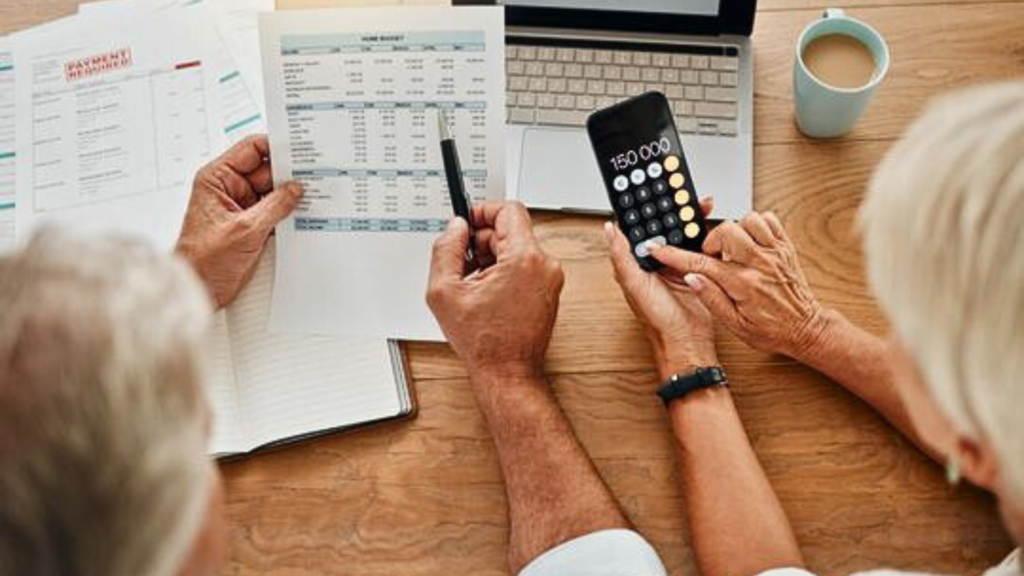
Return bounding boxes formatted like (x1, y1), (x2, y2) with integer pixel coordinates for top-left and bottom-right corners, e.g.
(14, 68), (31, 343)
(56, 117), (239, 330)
(473, 0), (757, 220)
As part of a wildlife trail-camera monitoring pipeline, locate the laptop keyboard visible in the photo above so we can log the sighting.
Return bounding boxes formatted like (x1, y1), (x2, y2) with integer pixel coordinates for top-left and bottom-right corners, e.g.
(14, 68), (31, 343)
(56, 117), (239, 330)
(506, 41), (741, 137)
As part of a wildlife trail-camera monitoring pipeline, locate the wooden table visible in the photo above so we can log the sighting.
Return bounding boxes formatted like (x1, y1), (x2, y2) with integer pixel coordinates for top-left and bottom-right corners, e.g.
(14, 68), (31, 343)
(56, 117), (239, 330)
(3, 0), (1022, 574)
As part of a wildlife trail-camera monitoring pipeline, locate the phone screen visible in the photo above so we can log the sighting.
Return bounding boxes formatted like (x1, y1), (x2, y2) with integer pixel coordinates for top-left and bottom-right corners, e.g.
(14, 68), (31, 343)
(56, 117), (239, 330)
(587, 92), (707, 269)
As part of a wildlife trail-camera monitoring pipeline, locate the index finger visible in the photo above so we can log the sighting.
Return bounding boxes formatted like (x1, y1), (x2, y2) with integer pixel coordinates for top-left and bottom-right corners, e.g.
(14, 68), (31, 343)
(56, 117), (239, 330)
(648, 246), (747, 295)
(470, 200), (531, 233)
(469, 200), (537, 259)
(217, 134), (270, 176)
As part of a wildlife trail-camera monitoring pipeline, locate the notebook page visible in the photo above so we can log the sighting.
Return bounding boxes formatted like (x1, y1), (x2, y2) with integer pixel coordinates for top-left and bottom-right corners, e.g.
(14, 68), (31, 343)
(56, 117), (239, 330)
(226, 243), (402, 450)
(206, 311), (247, 455)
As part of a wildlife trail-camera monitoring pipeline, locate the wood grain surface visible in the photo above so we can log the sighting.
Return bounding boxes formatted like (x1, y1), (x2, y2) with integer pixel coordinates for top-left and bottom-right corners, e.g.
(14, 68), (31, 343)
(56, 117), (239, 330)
(1, 1), (1020, 575)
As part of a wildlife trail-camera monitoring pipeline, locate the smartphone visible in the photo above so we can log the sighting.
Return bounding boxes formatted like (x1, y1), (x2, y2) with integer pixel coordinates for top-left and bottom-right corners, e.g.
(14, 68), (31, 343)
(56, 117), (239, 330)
(587, 92), (708, 271)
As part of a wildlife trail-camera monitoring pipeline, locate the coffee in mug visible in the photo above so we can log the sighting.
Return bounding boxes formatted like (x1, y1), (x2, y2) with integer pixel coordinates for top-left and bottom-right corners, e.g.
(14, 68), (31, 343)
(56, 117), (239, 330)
(793, 8), (890, 138)
(802, 33), (876, 89)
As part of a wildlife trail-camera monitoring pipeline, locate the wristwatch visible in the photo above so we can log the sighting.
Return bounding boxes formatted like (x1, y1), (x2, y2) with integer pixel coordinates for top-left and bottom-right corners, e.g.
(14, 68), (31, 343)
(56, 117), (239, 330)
(656, 366), (729, 406)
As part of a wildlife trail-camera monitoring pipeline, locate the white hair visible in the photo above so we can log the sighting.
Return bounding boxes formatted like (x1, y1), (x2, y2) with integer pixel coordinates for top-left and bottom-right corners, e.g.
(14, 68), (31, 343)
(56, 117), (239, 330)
(861, 81), (1024, 502)
(0, 229), (214, 576)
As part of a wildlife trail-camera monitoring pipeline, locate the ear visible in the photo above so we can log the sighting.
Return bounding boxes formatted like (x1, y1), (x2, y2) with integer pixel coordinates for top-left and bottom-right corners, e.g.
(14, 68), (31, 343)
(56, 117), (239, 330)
(955, 435), (1000, 491)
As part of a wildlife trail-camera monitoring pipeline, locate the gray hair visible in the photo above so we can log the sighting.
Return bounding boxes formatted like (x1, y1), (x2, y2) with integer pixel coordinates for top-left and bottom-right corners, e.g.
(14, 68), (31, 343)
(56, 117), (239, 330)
(861, 81), (1024, 501)
(0, 230), (214, 576)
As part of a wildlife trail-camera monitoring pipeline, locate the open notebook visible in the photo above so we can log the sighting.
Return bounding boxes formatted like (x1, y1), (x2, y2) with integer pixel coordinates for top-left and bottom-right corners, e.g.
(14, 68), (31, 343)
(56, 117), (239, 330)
(205, 242), (414, 458)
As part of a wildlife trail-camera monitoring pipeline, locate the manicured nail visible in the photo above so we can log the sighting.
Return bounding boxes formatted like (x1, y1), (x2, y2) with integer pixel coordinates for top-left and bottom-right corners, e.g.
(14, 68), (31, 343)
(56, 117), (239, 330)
(683, 273), (702, 289)
(603, 221), (613, 240)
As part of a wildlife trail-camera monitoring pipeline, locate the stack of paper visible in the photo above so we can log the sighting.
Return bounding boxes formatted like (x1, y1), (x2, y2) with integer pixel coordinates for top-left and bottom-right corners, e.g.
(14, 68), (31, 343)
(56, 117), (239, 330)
(1, 0), (467, 457)
(7, 0), (268, 250)
(3, 0), (509, 454)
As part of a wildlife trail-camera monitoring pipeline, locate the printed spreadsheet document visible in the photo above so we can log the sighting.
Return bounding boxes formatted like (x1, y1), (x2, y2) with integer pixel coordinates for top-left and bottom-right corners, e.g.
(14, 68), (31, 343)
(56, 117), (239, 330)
(260, 6), (506, 341)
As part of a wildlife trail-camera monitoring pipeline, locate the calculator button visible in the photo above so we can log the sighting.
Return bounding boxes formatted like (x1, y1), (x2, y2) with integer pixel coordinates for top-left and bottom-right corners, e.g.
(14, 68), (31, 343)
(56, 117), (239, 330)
(630, 168), (646, 185)
(624, 209), (640, 225)
(668, 228), (684, 245)
(663, 213), (680, 228)
(634, 235), (666, 258)
(669, 173), (685, 189)
(640, 202), (658, 219)
(674, 189), (691, 205)
(684, 222), (701, 238)
(618, 192), (635, 208)
(629, 225), (646, 243)
(657, 196), (674, 212)
(646, 219), (662, 235)
(679, 205), (696, 222)
(635, 186), (652, 202)
(652, 179), (668, 195)
(647, 162), (663, 179)
(614, 175), (629, 192)
(664, 155), (680, 172)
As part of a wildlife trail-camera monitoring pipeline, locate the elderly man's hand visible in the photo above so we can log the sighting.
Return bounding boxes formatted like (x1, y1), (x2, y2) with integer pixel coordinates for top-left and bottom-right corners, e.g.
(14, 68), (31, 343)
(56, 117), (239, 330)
(176, 135), (303, 308)
(648, 212), (826, 361)
(426, 201), (564, 381)
(606, 198), (718, 379)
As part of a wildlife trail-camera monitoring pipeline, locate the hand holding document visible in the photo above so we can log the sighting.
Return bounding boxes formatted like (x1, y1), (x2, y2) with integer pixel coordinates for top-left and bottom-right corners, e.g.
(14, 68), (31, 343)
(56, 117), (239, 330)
(260, 5), (507, 341)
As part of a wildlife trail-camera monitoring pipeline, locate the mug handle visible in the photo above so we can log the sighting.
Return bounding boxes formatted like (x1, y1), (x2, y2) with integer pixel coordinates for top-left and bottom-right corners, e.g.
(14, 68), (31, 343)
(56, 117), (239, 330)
(823, 7), (845, 18)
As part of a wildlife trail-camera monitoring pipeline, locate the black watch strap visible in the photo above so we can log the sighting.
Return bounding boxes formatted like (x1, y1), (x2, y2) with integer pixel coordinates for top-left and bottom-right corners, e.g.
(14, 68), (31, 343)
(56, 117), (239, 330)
(656, 366), (729, 406)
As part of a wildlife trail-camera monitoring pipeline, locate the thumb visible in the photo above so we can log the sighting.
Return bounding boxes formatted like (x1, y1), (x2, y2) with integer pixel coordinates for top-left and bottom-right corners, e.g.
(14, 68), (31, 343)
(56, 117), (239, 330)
(248, 181), (304, 234)
(428, 217), (470, 288)
(683, 273), (743, 331)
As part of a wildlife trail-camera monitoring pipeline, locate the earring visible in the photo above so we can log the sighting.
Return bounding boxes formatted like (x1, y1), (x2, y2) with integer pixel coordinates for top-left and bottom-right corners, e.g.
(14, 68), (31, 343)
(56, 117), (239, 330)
(946, 454), (962, 486)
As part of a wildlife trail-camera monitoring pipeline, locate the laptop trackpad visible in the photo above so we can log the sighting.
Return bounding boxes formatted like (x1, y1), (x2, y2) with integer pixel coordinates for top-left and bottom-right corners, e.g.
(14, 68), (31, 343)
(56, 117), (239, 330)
(520, 128), (606, 212)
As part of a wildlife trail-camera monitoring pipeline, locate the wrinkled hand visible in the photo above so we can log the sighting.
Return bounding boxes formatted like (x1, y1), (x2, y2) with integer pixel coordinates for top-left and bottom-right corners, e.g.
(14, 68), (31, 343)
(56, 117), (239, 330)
(606, 198), (718, 378)
(176, 135), (304, 308)
(648, 212), (825, 360)
(426, 201), (564, 381)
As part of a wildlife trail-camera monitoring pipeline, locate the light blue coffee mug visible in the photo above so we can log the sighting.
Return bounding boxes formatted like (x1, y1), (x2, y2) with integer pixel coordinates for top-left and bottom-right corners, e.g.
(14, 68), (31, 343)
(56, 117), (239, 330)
(793, 8), (890, 138)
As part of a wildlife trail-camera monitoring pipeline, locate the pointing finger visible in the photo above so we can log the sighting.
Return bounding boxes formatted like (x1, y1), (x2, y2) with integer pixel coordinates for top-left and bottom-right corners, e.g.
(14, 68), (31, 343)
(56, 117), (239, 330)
(647, 244), (746, 296)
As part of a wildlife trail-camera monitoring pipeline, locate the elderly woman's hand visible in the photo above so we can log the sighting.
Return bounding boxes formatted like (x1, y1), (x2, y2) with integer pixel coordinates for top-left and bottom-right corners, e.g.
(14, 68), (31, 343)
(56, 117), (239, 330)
(647, 212), (826, 360)
(606, 198), (719, 379)
(176, 135), (304, 308)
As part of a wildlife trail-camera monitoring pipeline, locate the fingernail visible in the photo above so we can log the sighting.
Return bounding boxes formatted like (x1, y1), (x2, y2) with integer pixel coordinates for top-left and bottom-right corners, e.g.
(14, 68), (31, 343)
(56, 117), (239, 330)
(683, 273), (702, 289)
(286, 182), (304, 197)
(644, 239), (663, 252)
(603, 221), (613, 240)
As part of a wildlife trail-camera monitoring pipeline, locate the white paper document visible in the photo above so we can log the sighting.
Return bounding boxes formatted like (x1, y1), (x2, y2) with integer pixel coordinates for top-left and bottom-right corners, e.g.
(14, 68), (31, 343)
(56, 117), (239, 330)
(0, 40), (14, 252)
(13, 8), (225, 250)
(78, 0), (267, 143)
(261, 6), (506, 341)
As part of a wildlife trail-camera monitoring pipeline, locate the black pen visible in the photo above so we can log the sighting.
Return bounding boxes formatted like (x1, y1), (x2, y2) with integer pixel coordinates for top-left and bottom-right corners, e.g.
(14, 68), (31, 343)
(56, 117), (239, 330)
(438, 110), (476, 264)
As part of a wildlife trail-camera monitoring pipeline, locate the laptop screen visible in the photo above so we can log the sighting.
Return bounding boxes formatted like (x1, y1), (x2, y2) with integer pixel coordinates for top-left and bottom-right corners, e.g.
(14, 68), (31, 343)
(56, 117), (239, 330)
(471, 0), (756, 36)
(500, 0), (722, 17)
(499, 0), (724, 16)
